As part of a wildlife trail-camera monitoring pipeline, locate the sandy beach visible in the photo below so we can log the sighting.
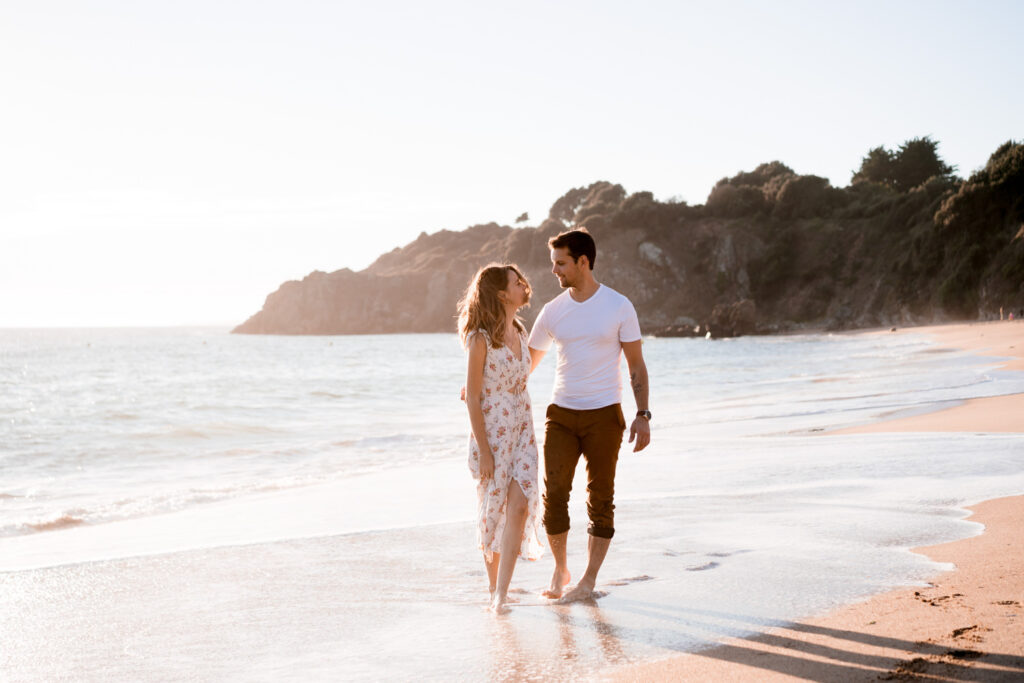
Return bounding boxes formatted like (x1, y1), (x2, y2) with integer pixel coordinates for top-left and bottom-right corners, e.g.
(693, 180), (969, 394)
(6, 325), (1023, 680)
(833, 321), (1024, 435)
(612, 320), (1024, 681)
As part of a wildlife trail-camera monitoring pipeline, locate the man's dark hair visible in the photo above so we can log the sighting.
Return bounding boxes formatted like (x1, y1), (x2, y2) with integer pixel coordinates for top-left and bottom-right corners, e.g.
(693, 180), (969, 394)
(548, 228), (597, 270)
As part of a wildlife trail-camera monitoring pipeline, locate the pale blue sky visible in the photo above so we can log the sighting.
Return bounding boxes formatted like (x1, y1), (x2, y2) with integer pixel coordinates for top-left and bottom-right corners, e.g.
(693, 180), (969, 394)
(2, 1), (1021, 326)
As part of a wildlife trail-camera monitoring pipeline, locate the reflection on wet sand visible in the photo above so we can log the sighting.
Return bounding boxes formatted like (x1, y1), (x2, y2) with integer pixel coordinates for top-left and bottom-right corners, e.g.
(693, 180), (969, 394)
(486, 616), (529, 682)
(484, 599), (631, 681)
(552, 601), (629, 665)
(582, 602), (627, 665)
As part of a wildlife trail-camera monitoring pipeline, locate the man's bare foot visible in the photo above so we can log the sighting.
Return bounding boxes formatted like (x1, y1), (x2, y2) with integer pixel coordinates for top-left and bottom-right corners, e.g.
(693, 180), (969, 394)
(541, 567), (571, 599)
(557, 578), (596, 604)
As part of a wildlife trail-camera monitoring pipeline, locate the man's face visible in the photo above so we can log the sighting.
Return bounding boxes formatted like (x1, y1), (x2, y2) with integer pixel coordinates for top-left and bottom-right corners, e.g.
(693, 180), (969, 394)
(550, 247), (583, 289)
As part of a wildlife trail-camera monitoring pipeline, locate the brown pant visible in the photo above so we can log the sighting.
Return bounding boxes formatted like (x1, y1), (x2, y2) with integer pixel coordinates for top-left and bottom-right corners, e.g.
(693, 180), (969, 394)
(542, 403), (626, 539)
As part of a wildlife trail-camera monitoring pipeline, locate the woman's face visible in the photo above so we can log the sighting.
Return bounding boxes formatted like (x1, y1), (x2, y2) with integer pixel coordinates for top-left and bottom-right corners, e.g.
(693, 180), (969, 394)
(503, 269), (530, 308)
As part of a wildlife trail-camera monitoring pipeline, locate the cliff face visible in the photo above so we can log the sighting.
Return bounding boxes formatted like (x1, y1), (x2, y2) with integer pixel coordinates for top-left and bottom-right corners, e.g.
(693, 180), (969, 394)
(233, 142), (1024, 336)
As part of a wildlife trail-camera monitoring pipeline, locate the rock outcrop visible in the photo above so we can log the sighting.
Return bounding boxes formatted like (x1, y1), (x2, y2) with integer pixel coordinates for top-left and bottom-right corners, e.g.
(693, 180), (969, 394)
(234, 142), (1024, 337)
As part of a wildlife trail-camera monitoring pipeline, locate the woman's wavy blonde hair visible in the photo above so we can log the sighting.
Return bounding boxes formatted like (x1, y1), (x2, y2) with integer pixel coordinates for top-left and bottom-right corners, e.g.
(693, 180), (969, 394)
(457, 263), (531, 349)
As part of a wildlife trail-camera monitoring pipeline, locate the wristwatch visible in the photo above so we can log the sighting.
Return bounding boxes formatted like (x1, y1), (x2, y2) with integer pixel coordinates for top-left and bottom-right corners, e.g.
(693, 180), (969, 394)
(636, 410), (652, 421)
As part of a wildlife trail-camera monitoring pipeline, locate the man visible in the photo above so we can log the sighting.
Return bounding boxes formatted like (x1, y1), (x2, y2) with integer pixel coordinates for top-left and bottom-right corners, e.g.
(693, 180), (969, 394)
(528, 228), (651, 603)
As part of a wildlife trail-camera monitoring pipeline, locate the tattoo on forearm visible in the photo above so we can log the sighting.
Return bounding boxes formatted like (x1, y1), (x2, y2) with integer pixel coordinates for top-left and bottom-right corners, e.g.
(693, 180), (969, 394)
(630, 371), (646, 400)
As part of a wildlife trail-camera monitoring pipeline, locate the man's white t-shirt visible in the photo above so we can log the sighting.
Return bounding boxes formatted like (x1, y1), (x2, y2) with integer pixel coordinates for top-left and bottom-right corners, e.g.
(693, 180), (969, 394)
(528, 284), (642, 410)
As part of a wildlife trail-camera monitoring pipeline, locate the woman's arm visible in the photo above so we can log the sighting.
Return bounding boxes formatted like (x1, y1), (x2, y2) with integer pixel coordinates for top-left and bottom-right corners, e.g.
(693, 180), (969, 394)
(528, 346), (546, 374)
(465, 333), (495, 478)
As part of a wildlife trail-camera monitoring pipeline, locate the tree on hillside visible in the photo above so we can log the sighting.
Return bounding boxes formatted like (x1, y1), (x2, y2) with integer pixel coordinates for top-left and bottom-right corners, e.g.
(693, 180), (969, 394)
(892, 137), (956, 191)
(852, 137), (955, 191)
(515, 212), (529, 223)
(548, 181), (625, 224)
(851, 146), (895, 186)
(549, 186), (590, 222)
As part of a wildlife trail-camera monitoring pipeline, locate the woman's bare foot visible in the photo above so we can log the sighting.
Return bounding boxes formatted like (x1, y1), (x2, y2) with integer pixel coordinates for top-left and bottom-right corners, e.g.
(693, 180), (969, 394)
(542, 566), (571, 599)
(489, 592), (512, 614)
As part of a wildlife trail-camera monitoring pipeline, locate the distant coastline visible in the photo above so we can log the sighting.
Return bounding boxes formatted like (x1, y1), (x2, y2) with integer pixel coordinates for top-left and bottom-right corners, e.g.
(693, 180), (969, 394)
(234, 139), (1024, 338)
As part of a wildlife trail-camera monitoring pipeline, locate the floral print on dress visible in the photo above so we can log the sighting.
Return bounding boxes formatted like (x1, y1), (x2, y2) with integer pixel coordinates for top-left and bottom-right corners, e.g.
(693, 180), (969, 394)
(467, 328), (543, 562)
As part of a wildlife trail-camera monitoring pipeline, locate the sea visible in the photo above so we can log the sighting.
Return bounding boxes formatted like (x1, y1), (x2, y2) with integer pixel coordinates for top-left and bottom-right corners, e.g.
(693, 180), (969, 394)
(2, 326), (1023, 681)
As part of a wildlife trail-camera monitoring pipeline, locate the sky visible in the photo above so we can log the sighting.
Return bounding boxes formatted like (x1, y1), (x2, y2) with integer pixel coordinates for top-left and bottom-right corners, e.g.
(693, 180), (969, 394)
(1, 0), (1021, 327)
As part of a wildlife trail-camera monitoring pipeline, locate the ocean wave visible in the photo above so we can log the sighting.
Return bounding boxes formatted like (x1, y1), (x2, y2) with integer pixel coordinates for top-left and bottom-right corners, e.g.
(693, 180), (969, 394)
(130, 423), (281, 440)
(26, 514), (86, 532)
(0, 474), (342, 539)
(105, 412), (140, 420)
(311, 390), (347, 399)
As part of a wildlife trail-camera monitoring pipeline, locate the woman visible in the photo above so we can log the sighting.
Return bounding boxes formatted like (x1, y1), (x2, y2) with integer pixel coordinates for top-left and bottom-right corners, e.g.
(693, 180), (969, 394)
(458, 263), (543, 612)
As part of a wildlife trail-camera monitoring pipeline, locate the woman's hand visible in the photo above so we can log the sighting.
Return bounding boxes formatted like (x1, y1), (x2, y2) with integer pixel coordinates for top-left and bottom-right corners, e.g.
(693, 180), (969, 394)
(479, 449), (495, 479)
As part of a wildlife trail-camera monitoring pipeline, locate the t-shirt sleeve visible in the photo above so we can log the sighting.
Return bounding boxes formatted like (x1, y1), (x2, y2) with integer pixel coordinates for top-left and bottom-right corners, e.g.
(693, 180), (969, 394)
(618, 298), (642, 343)
(528, 305), (553, 351)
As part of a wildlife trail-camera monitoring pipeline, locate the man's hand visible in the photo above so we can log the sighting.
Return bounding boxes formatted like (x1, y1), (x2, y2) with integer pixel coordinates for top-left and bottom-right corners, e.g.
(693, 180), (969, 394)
(621, 340), (650, 453)
(628, 417), (650, 452)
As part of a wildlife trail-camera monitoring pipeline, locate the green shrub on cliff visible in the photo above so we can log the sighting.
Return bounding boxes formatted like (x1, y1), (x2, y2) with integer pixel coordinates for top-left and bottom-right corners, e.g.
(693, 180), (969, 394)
(705, 161), (796, 218)
(548, 181), (625, 224)
(772, 175), (845, 220)
(930, 140), (1024, 311)
(935, 140), (1024, 235)
(706, 183), (768, 218)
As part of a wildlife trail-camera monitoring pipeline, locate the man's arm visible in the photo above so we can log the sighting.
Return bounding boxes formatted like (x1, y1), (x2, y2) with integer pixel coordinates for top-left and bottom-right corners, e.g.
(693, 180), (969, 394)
(621, 340), (650, 452)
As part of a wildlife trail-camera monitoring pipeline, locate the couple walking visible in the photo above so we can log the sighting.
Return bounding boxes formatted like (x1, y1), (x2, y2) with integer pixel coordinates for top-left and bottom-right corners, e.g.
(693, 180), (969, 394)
(457, 228), (651, 613)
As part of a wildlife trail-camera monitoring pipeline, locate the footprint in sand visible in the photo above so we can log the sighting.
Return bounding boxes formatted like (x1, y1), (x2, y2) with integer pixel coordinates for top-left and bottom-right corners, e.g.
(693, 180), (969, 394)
(605, 575), (656, 587)
(685, 560), (720, 572)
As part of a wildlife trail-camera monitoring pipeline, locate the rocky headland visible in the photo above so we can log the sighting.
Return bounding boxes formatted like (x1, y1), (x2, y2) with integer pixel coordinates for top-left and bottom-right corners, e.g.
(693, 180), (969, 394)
(234, 139), (1024, 337)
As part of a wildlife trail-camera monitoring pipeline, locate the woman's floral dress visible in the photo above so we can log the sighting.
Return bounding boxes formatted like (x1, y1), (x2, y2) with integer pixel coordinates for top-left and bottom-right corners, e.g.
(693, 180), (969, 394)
(467, 328), (543, 562)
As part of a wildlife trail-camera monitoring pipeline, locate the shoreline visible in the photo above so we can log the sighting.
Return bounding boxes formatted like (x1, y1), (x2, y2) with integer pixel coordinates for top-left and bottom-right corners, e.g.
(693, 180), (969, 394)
(612, 320), (1024, 681)
(832, 320), (1024, 435)
(613, 496), (1024, 681)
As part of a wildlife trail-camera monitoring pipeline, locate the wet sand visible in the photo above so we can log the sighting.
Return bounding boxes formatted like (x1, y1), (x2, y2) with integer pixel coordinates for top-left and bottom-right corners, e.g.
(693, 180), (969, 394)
(6, 322), (1021, 680)
(834, 320), (1024, 435)
(611, 320), (1024, 681)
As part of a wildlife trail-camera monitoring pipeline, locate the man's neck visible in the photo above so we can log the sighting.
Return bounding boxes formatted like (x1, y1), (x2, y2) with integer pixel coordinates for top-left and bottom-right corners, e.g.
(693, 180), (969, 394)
(569, 275), (600, 303)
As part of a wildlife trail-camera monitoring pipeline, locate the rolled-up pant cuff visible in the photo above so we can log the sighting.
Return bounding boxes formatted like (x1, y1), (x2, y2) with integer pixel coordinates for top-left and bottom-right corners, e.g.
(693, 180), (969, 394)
(544, 520), (571, 536)
(588, 524), (615, 539)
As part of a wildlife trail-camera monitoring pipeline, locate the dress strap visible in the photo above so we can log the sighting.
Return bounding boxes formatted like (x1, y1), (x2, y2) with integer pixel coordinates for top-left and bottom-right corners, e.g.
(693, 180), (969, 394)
(468, 328), (491, 350)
